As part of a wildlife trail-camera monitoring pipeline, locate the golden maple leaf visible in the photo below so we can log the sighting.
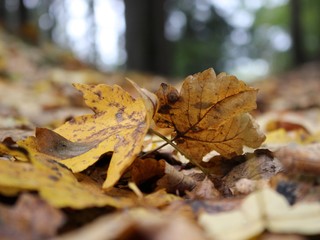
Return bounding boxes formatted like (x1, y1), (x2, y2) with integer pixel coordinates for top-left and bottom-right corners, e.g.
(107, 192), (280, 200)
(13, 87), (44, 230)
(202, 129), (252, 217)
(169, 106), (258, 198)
(154, 68), (265, 162)
(0, 143), (133, 208)
(20, 83), (157, 190)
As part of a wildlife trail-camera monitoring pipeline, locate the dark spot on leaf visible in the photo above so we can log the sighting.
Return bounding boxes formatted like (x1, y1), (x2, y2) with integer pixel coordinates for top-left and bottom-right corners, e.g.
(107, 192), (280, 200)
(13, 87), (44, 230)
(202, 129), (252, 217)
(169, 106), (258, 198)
(116, 112), (123, 122)
(48, 175), (59, 182)
(160, 82), (169, 90)
(167, 90), (179, 104)
(96, 90), (103, 100)
(158, 105), (171, 114)
(68, 117), (76, 124)
(175, 138), (185, 144)
(115, 107), (125, 123)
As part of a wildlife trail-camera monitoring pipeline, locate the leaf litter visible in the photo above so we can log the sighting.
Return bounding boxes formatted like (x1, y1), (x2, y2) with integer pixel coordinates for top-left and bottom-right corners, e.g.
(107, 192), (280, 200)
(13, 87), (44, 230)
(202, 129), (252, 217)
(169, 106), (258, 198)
(1, 32), (320, 239)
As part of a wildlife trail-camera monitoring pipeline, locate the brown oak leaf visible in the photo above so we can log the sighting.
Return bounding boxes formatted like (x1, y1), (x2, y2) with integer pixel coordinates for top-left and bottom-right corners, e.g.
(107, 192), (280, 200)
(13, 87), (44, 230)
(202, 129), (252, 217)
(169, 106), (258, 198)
(154, 68), (265, 162)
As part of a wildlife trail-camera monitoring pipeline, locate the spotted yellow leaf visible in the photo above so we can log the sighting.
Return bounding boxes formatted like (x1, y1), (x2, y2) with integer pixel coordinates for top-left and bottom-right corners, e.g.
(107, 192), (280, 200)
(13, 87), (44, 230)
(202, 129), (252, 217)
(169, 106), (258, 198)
(20, 83), (156, 189)
(0, 143), (133, 208)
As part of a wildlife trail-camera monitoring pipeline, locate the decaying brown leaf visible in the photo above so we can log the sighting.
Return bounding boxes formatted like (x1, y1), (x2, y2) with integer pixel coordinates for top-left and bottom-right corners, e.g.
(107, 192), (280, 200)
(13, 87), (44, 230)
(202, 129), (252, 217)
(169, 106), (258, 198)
(186, 176), (220, 200)
(223, 150), (283, 194)
(156, 163), (197, 194)
(131, 158), (166, 186)
(154, 68), (265, 162)
(274, 143), (320, 175)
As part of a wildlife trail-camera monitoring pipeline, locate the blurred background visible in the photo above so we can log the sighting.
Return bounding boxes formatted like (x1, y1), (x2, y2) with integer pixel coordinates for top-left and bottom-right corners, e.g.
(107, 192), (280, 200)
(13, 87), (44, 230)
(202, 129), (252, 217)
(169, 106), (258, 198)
(0, 0), (319, 81)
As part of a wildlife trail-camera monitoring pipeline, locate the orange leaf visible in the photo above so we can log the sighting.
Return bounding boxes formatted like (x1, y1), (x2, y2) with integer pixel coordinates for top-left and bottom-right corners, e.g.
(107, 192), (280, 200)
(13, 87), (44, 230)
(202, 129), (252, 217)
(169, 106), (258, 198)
(154, 68), (265, 162)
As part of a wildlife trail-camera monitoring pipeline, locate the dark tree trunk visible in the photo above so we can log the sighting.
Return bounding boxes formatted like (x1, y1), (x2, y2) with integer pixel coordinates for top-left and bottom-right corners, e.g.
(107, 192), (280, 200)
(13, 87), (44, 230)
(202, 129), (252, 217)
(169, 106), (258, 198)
(290, 0), (305, 65)
(124, 0), (171, 76)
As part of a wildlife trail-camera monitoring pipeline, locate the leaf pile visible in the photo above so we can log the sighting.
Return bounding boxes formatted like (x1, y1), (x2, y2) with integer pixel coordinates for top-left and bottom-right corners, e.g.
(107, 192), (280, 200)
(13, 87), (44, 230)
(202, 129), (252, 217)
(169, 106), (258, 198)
(2, 62), (320, 239)
(14, 68), (265, 191)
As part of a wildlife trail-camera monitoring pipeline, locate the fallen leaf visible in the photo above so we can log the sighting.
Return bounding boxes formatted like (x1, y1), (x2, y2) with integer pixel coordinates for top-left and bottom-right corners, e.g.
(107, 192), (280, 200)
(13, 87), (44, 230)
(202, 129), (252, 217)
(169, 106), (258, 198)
(223, 150), (283, 194)
(274, 143), (320, 175)
(156, 163), (197, 194)
(21, 83), (156, 189)
(0, 193), (65, 240)
(0, 143), (29, 162)
(55, 208), (206, 240)
(131, 158), (166, 186)
(0, 141), (133, 208)
(199, 188), (320, 240)
(154, 68), (265, 162)
(186, 176), (220, 200)
(263, 128), (308, 150)
(142, 188), (182, 208)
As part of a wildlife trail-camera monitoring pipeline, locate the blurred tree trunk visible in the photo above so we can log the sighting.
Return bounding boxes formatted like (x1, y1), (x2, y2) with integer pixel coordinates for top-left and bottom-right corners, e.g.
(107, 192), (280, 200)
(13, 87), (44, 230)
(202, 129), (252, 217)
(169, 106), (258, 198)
(88, 0), (97, 65)
(124, 0), (171, 76)
(0, 1), (5, 27)
(290, 0), (305, 65)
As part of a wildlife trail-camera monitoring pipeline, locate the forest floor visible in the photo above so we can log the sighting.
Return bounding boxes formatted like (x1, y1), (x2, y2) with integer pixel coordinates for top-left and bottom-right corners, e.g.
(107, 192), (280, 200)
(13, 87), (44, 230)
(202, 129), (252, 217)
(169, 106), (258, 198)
(1, 29), (320, 240)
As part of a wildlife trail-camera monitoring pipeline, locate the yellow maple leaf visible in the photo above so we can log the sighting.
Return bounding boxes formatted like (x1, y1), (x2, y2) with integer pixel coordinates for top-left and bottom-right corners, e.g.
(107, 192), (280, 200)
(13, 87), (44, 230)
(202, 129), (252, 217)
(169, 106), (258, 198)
(0, 143), (133, 208)
(154, 68), (265, 162)
(20, 83), (156, 189)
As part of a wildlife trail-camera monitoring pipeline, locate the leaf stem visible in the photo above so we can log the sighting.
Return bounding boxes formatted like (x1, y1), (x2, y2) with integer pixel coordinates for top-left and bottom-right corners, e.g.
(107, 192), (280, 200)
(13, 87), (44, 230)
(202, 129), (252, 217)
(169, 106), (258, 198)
(146, 128), (208, 174)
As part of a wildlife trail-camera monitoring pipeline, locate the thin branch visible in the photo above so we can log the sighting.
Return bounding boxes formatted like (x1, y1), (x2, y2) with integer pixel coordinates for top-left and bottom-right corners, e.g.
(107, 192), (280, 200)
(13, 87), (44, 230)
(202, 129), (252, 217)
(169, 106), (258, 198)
(146, 128), (208, 174)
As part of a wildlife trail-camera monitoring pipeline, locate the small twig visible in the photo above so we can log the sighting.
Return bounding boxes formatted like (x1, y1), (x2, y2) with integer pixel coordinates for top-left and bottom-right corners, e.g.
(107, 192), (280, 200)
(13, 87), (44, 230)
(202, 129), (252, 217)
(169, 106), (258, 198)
(140, 141), (168, 158)
(145, 128), (208, 174)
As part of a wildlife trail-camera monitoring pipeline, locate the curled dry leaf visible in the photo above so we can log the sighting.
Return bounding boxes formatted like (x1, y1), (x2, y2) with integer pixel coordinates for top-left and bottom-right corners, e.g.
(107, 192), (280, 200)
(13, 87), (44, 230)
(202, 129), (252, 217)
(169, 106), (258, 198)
(154, 68), (265, 162)
(223, 151), (283, 194)
(156, 164), (197, 194)
(131, 158), (166, 186)
(20, 83), (157, 189)
(186, 176), (220, 200)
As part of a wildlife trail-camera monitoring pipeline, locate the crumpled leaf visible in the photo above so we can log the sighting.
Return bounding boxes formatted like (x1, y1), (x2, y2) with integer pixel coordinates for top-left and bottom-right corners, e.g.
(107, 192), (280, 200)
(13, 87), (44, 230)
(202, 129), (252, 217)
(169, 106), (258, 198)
(154, 68), (265, 162)
(0, 141), (133, 209)
(223, 150), (283, 194)
(186, 176), (220, 200)
(156, 163), (197, 194)
(131, 158), (166, 186)
(199, 188), (320, 240)
(20, 83), (156, 189)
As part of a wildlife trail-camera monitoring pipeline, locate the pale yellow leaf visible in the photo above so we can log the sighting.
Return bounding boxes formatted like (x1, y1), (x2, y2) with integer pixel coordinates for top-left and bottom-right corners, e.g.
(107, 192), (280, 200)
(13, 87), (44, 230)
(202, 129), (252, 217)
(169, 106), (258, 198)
(0, 141), (133, 208)
(199, 188), (320, 240)
(20, 83), (154, 189)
